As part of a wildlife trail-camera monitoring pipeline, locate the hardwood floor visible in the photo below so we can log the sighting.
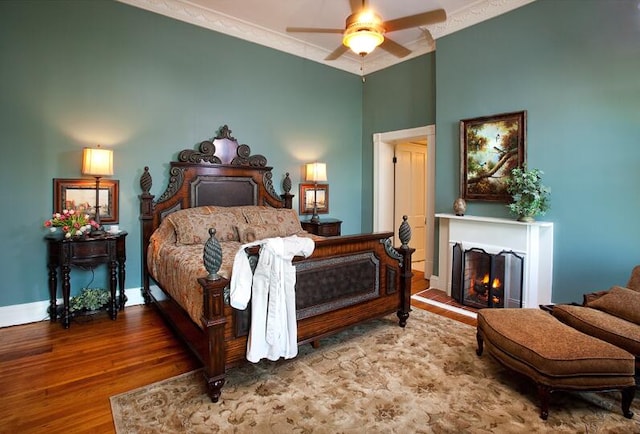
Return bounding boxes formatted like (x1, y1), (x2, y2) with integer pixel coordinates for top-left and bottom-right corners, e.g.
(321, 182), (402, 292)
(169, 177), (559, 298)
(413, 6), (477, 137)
(0, 271), (473, 433)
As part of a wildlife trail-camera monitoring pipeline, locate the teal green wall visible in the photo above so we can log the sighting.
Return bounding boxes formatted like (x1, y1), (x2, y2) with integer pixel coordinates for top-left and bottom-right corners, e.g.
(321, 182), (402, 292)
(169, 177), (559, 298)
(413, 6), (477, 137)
(361, 54), (436, 230)
(0, 1), (362, 307)
(435, 0), (640, 302)
(2, 0), (638, 311)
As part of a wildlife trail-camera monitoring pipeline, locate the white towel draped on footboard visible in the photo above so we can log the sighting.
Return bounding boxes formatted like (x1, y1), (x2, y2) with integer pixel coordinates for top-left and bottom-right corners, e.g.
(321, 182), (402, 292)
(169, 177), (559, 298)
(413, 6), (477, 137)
(230, 235), (315, 363)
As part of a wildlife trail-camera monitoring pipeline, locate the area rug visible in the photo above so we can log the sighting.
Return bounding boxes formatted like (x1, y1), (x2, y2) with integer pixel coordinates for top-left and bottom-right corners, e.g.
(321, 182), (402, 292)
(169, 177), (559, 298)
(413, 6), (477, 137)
(111, 309), (640, 433)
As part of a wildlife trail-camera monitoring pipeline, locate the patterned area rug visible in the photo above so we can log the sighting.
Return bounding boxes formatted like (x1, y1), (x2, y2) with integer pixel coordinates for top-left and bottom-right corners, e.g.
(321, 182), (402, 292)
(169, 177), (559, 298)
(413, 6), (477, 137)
(111, 309), (640, 433)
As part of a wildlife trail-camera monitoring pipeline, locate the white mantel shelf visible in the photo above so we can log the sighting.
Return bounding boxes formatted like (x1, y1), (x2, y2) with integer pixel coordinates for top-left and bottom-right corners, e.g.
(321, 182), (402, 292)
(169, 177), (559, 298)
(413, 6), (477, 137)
(433, 213), (554, 308)
(435, 213), (553, 227)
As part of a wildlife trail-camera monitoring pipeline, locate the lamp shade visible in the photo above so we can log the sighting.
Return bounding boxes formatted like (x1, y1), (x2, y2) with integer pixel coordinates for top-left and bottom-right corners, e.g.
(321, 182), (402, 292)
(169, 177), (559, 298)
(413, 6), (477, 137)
(82, 147), (113, 177)
(305, 162), (327, 183)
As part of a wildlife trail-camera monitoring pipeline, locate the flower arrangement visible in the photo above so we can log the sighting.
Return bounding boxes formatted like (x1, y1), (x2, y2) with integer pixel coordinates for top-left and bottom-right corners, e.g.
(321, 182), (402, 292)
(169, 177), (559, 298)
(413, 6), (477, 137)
(44, 209), (98, 238)
(505, 166), (551, 222)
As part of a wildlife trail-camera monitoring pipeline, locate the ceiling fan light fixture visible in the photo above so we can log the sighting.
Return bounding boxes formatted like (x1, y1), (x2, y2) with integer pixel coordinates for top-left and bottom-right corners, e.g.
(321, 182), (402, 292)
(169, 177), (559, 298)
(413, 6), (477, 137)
(342, 10), (384, 56)
(343, 28), (384, 56)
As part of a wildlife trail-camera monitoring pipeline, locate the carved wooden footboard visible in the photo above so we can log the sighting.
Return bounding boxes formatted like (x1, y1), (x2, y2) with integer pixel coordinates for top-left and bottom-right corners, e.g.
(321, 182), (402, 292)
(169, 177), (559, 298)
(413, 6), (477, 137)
(197, 229), (413, 402)
(139, 125), (414, 402)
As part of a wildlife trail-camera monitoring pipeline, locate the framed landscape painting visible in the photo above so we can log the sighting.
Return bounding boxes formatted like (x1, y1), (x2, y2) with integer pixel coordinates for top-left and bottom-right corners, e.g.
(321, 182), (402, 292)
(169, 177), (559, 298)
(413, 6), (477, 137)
(460, 110), (527, 202)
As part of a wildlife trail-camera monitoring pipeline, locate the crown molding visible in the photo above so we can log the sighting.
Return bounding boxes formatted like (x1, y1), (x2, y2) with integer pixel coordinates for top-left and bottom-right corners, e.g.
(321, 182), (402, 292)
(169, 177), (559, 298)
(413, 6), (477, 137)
(117, 0), (535, 75)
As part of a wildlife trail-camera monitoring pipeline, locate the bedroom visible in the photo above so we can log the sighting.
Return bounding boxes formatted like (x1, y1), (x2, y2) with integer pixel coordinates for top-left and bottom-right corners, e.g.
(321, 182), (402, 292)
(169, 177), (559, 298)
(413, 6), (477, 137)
(0, 0), (639, 430)
(1, 0), (638, 326)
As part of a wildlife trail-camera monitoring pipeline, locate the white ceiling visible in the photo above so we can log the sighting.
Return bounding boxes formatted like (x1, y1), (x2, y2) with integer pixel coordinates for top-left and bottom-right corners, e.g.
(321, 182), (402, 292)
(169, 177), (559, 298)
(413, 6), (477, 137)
(118, 0), (535, 75)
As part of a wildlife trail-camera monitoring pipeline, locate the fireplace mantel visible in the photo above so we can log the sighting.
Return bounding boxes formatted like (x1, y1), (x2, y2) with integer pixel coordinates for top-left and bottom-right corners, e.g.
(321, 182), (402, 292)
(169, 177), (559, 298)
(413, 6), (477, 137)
(434, 213), (554, 307)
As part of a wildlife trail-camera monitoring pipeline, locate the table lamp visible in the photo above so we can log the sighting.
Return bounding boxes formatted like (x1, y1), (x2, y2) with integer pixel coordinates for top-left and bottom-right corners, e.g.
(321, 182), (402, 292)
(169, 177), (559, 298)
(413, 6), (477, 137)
(82, 146), (113, 236)
(305, 162), (327, 223)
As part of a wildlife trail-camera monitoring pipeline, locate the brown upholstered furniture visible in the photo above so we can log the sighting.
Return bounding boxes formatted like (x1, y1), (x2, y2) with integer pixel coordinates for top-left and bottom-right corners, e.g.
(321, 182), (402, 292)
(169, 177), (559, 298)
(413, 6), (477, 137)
(552, 266), (640, 368)
(477, 308), (636, 420)
(139, 125), (414, 402)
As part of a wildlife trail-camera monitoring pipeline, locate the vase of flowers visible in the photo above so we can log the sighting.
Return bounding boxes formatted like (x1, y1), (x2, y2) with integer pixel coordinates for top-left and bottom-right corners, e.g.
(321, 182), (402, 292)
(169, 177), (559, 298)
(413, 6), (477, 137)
(505, 166), (551, 222)
(44, 209), (98, 239)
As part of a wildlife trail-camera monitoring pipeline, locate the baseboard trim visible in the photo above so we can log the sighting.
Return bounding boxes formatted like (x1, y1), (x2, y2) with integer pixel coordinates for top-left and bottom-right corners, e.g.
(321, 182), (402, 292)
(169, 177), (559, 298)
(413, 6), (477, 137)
(0, 287), (146, 328)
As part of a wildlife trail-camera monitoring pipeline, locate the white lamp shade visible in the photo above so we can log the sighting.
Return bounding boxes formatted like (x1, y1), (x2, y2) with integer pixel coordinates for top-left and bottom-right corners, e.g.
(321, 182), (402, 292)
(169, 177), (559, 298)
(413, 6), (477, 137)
(305, 162), (327, 182)
(343, 29), (384, 56)
(82, 147), (113, 176)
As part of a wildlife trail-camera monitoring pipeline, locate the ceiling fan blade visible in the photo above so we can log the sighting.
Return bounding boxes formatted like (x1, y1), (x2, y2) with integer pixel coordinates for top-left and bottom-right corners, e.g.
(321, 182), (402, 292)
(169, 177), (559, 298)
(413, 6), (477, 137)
(325, 44), (349, 61)
(286, 27), (344, 34)
(380, 37), (411, 58)
(383, 9), (447, 33)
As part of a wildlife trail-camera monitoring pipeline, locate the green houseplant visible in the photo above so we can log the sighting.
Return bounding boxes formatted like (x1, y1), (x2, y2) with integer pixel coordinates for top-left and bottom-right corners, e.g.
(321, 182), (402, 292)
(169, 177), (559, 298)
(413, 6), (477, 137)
(505, 166), (550, 222)
(70, 287), (111, 313)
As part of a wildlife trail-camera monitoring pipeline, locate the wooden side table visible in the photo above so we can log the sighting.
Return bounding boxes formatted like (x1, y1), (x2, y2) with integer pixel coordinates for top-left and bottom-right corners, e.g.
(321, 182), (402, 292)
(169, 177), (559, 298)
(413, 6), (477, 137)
(301, 218), (342, 237)
(46, 231), (127, 328)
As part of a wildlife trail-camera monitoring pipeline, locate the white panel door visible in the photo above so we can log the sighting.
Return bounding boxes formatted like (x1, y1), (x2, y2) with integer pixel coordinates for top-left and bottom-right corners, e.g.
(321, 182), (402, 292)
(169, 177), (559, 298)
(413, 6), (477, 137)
(394, 142), (427, 264)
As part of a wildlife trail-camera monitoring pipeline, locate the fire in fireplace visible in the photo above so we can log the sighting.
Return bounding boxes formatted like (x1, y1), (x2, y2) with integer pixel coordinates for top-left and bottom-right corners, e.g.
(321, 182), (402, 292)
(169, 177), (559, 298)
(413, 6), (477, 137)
(451, 243), (524, 309)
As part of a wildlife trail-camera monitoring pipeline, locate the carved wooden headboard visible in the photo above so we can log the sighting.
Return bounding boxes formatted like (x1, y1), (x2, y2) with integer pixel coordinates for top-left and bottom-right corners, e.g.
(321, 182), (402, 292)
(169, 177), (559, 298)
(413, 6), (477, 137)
(139, 125), (294, 288)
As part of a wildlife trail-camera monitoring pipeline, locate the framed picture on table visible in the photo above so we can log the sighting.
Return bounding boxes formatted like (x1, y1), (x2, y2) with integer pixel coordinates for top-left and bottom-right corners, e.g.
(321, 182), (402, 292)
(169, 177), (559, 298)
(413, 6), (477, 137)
(299, 183), (329, 215)
(53, 178), (119, 223)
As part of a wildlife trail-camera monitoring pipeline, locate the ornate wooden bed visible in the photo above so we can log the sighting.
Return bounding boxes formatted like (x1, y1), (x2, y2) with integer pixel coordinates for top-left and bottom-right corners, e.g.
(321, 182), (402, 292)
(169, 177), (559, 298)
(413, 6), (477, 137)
(139, 125), (414, 402)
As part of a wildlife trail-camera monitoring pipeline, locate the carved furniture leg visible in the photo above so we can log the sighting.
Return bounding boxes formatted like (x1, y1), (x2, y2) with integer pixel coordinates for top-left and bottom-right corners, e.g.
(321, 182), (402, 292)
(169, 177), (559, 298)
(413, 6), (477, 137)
(621, 385), (635, 419)
(206, 376), (226, 403)
(61, 265), (71, 328)
(199, 277), (229, 403)
(48, 264), (58, 323)
(109, 260), (118, 320)
(118, 258), (126, 310)
(476, 331), (484, 356)
(537, 384), (551, 420)
(397, 243), (414, 328)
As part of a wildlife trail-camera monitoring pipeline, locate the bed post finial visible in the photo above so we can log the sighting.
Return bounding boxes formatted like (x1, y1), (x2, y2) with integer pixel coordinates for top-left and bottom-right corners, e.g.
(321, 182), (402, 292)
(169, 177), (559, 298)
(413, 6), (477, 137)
(281, 173), (294, 209)
(204, 228), (222, 281)
(283, 172), (292, 194)
(399, 215), (411, 249)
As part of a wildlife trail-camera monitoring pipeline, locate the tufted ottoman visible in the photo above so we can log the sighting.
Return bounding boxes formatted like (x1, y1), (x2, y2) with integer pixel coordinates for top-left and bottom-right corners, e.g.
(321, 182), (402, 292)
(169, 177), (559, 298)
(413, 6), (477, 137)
(476, 308), (636, 420)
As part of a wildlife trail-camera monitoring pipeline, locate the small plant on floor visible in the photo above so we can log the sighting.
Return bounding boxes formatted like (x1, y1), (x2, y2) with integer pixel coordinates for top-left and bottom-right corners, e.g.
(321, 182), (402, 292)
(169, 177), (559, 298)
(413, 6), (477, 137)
(70, 288), (111, 312)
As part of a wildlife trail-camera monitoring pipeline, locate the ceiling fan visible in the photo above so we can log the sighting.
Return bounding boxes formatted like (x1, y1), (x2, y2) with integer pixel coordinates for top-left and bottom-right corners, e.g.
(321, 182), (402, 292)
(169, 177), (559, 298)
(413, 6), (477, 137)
(286, 0), (447, 60)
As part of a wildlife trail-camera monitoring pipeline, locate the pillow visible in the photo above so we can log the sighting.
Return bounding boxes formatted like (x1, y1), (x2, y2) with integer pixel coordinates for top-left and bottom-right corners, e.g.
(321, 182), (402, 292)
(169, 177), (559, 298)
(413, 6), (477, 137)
(627, 265), (640, 292)
(168, 209), (240, 245)
(241, 206), (270, 225)
(586, 286), (640, 325)
(253, 208), (305, 236)
(236, 222), (284, 243)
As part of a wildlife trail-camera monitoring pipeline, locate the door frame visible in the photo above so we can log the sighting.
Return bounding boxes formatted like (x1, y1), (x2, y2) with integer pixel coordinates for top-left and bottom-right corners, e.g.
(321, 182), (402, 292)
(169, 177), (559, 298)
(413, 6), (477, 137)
(372, 125), (435, 278)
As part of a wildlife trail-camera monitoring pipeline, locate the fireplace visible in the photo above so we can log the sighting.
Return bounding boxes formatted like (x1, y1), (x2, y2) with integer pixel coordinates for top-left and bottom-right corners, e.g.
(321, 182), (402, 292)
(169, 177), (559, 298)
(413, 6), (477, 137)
(434, 214), (554, 308)
(451, 243), (523, 309)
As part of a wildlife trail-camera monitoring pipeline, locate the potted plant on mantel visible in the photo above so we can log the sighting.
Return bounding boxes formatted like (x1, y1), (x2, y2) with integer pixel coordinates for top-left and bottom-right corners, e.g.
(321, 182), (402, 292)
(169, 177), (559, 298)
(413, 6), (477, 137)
(505, 166), (551, 222)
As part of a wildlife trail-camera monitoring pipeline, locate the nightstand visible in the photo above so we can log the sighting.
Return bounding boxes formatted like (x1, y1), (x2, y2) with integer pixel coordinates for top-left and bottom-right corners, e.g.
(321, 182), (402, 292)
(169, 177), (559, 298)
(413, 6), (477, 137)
(301, 218), (342, 236)
(45, 231), (127, 328)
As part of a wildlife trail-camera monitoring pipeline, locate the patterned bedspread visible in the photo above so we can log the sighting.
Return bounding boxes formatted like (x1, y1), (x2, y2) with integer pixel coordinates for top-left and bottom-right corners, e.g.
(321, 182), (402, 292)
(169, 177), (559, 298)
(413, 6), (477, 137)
(147, 216), (323, 327)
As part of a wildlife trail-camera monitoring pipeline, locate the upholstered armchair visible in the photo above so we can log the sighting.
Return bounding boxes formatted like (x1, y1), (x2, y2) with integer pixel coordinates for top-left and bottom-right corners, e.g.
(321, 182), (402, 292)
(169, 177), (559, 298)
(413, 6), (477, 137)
(552, 265), (640, 367)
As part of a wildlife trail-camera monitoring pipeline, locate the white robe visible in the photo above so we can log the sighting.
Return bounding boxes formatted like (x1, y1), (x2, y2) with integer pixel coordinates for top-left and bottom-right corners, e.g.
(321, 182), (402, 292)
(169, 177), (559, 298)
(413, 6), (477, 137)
(230, 235), (315, 363)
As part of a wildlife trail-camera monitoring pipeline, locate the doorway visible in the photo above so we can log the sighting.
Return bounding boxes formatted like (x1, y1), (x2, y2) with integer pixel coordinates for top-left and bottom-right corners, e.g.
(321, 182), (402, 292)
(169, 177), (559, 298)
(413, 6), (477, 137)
(372, 125), (435, 278)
